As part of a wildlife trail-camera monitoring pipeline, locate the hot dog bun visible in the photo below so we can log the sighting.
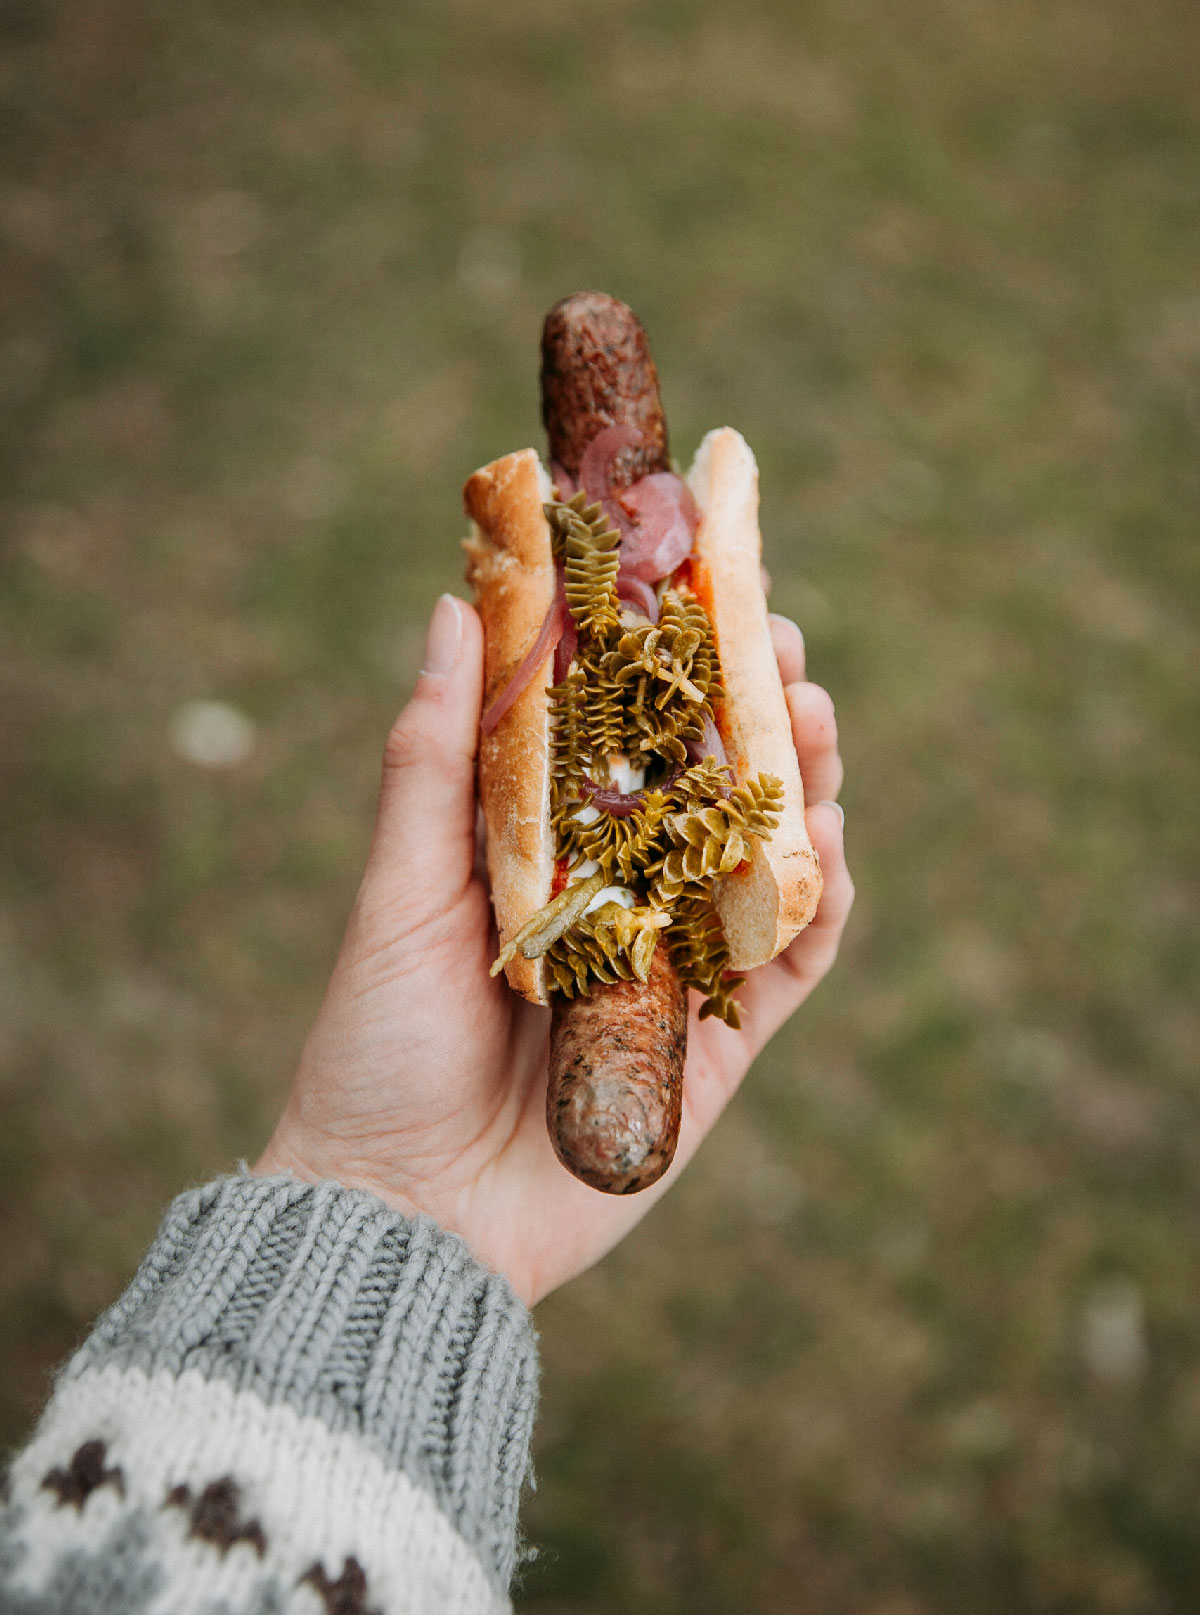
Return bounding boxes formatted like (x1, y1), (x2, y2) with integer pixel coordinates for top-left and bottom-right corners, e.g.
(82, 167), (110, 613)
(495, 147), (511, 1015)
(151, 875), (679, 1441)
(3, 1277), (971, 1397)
(463, 430), (821, 1002)
(689, 428), (822, 968)
(463, 448), (556, 1005)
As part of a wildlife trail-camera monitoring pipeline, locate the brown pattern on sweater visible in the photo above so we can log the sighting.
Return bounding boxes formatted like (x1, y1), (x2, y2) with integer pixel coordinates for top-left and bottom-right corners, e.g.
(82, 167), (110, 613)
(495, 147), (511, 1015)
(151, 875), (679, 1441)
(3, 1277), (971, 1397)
(166, 1477), (266, 1558)
(41, 1440), (125, 1508)
(300, 1555), (382, 1615)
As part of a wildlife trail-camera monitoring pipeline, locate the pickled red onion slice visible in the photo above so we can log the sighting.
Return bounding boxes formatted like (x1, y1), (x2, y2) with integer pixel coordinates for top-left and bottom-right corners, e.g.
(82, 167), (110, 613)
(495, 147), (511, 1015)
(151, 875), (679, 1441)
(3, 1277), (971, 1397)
(480, 585), (563, 735)
(617, 473), (699, 582)
(687, 712), (729, 769)
(553, 602), (578, 681)
(578, 776), (642, 818)
(616, 571), (659, 623)
(576, 425), (699, 584)
(550, 459), (577, 499)
(579, 425), (643, 535)
(579, 764), (683, 818)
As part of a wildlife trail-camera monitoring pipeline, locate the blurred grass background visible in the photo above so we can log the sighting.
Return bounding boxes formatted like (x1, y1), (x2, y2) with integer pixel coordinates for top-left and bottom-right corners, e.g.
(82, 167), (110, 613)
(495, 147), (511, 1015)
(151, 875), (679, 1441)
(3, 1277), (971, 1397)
(2, 0), (1198, 1608)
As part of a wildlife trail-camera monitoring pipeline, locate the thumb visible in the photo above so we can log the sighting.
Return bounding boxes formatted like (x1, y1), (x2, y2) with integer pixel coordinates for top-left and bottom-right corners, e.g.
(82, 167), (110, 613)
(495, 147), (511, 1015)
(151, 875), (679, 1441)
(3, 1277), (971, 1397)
(363, 594), (484, 921)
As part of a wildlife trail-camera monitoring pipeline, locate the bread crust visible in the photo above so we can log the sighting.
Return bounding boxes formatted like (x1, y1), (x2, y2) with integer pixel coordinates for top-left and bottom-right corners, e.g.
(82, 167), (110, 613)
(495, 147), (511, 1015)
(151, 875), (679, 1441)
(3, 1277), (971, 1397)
(463, 449), (556, 1004)
(463, 429), (822, 1000)
(688, 428), (823, 968)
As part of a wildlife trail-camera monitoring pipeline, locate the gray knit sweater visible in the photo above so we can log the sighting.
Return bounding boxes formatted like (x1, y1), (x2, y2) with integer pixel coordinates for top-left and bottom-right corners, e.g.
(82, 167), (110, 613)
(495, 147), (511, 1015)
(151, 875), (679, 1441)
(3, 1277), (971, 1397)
(0, 1174), (539, 1614)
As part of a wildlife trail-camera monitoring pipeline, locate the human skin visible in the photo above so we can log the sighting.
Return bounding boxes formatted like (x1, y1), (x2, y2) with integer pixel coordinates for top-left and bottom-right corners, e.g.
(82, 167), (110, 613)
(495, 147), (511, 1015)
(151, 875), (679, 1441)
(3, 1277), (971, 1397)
(254, 595), (853, 1307)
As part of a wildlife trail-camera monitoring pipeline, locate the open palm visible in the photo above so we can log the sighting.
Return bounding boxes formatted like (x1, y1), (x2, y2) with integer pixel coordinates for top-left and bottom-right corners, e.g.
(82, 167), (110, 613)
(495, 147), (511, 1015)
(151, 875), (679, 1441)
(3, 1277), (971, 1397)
(255, 595), (852, 1306)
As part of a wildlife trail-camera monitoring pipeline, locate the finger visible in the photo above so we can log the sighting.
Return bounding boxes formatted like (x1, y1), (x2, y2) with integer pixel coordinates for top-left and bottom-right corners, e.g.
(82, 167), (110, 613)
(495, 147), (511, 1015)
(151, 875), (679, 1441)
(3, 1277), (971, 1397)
(735, 801), (854, 1052)
(769, 613), (806, 685)
(365, 595), (485, 915)
(786, 681), (844, 804)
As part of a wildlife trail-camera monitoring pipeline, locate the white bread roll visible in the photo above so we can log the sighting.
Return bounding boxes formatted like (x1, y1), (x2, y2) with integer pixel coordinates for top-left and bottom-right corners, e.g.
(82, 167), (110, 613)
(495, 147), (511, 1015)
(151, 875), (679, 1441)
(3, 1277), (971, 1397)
(463, 449), (556, 1004)
(688, 428), (823, 968)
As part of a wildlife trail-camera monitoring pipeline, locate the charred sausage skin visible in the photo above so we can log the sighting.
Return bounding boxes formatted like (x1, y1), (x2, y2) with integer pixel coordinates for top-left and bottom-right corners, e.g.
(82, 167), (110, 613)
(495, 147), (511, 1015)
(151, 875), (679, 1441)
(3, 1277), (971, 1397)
(541, 292), (672, 485)
(540, 291), (690, 1195)
(547, 945), (687, 1194)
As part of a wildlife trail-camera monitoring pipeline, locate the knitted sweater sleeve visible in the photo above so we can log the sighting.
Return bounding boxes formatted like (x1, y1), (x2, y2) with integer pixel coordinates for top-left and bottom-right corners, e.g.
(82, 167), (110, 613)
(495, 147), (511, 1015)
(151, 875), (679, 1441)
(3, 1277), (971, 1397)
(0, 1174), (539, 1614)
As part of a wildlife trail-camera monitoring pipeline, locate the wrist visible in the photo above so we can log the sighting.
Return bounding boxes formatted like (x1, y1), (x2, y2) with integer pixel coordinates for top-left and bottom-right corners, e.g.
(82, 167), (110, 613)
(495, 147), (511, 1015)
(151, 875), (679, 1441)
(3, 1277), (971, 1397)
(251, 1126), (424, 1225)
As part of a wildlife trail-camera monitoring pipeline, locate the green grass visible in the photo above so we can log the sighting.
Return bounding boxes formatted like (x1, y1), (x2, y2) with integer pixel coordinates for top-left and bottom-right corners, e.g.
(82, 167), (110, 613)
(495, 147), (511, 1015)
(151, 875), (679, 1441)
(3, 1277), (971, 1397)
(2, 1), (1198, 1608)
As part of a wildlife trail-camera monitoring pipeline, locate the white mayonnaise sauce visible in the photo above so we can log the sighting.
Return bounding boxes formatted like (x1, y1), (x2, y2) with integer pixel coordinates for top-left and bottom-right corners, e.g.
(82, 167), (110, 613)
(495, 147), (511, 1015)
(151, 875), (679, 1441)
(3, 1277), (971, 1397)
(567, 857), (600, 882)
(586, 884), (636, 915)
(606, 753), (645, 793)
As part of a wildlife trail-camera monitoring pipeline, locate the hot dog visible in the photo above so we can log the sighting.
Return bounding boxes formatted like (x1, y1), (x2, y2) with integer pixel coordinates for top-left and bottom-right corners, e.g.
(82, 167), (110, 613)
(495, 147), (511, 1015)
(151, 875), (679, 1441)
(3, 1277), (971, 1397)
(463, 293), (822, 1195)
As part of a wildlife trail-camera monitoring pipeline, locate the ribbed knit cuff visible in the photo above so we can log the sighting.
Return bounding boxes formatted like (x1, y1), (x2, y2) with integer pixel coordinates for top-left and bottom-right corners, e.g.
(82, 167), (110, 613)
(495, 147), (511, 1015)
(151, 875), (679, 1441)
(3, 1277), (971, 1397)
(63, 1173), (539, 1593)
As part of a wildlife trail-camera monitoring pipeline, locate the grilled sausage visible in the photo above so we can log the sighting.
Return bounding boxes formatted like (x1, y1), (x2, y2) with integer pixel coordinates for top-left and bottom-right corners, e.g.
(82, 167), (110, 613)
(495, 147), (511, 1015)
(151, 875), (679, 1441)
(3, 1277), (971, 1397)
(548, 944), (687, 1194)
(541, 292), (689, 1194)
(541, 291), (672, 486)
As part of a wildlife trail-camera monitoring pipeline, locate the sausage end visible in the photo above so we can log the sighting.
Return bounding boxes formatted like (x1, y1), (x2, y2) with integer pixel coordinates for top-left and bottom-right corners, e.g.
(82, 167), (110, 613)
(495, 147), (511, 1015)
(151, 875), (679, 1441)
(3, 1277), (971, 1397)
(540, 292), (670, 483)
(547, 948), (687, 1195)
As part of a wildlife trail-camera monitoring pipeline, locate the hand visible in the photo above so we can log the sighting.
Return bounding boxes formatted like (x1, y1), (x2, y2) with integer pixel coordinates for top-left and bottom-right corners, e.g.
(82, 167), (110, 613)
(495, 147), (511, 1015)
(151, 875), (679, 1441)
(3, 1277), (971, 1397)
(254, 595), (853, 1306)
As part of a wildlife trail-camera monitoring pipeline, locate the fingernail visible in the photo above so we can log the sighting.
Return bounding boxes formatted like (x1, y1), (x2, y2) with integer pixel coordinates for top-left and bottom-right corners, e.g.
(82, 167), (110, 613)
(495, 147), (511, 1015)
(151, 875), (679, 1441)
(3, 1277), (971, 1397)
(421, 594), (463, 677)
(818, 799), (844, 828)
